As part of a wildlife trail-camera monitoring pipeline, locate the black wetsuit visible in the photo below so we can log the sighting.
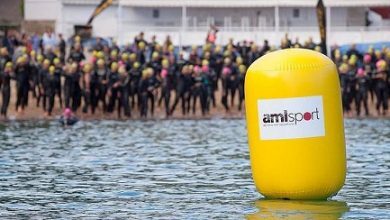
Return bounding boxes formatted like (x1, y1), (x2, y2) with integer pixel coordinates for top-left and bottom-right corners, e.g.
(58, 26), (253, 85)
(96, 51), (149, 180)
(54, 67), (63, 108)
(91, 68), (108, 113)
(374, 70), (388, 114)
(107, 71), (120, 113)
(118, 73), (131, 117)
(191, 74), (206, 115)
(14, 63), (30, 111)
(158, 67), (175, 116)
(355, 75), (369, 116)
(139, 76), (159, 118)
(170, 73), (193, 115)
(64, 71), (82, 112)
(43, 73), (57, 115)
(82, 72), (91, 113)
(237, 72), (245, 111)
(339, 73), (349, 113)
(0, 71), (11, 116)
(129, 67), (141, 109)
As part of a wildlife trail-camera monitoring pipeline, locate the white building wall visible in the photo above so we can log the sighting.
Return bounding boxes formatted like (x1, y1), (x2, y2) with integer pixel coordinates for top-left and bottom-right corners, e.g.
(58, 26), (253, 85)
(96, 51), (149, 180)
(122, 7), (182, 26)
(24, 0), (60, 20)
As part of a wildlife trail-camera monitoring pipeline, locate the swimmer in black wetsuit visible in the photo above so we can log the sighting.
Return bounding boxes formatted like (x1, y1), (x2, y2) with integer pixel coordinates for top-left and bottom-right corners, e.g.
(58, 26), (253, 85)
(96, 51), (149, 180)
(0, 62), (13, 117)
(107, 62), (120, 114)
(14, 55), (30, 113)
(44, 66), (58, 116)
(374, 60), (388, 115)
(355, 68), (370, 116)
(64, 62), (82, 112)
(118, 65), (131, 118)
(237, 64), (246, 111)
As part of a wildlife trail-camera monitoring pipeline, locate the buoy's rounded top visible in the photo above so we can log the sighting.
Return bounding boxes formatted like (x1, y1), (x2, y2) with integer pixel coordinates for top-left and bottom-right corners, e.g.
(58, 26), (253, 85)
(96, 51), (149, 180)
(248, 48), (335, 72)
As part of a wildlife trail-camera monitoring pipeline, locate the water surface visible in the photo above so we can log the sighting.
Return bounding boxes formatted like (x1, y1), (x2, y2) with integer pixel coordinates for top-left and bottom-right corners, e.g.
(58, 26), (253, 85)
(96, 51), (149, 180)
(0, 119), (389, 219)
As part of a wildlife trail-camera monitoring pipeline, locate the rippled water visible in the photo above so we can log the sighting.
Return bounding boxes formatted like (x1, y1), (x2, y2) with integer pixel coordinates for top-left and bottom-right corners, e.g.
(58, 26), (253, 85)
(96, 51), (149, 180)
(0, 119), (388, 219)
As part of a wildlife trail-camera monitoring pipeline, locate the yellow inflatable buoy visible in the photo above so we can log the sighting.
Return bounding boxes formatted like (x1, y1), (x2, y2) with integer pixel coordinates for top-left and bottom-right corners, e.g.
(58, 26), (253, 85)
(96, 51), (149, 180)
(245, 49), (346, 200)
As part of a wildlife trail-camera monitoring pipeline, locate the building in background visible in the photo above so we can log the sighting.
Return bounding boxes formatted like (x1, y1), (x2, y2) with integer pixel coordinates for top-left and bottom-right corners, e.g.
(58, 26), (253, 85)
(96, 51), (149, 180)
(0, 0), (24, 37)
(24, 0), (390, 46)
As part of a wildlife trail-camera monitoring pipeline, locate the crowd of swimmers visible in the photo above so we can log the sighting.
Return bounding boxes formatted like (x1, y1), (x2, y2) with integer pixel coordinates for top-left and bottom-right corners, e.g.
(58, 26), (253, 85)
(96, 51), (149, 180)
(0, 30), (389, 119)
(332, 44), (390, 116)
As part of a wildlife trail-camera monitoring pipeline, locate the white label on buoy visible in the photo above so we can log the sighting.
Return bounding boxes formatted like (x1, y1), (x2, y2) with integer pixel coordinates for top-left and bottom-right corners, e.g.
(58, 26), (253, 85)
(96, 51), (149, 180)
(258, 96), (325, 140)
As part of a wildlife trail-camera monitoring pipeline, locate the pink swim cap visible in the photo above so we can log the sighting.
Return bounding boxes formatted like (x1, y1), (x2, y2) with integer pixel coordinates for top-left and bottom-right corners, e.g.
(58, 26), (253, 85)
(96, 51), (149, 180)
(376, 59), (386, 69)
(222, 67), (231, 75)
(194, 65), (201, 73)
(161, 69), (168, 78)
(363, 54), (371, 63)
(64, 108), (72, 117)
(202, 65), (209, 73)
(357, 68), (365, 77)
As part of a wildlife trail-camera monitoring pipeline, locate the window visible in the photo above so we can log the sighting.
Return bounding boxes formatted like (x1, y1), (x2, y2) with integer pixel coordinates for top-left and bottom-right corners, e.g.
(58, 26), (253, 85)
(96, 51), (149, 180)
(153, 9), (159, 18)
(293, 8), (300, 18)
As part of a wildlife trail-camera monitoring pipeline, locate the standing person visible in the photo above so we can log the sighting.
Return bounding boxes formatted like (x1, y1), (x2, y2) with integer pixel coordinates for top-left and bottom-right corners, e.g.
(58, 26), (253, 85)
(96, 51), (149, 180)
(345, 59), (357, 116)
(129, 62), (141, 109)
(14, 55), (30, 113)
(29, 50), (39, 98)
(191, 66), (207, 116)
(107, 62), (120, 114)
(374, 60), (388, 115)
(44, 66), (58, 116)
(220, 57), (236, 111)
(64, 62), (82, 112)
(118, 65), (131, 118)
(0, 62), (13, 117)
(53, 58), (63, 108)
(355, 68), (370, 116)
(362, 54), (376, 102)
(201, 60), (217, 110)
(58, 34), (66, 64)
(82, 63), (92, 113)
(91, 58), (108, 113)
(170, 65), (192, 116)
(38, 59), (50, 109)
(338, 63), (350, 114)
(237, 64), (246, 111)
(139, 68), (159, 118)
(158, 59), (174, 117)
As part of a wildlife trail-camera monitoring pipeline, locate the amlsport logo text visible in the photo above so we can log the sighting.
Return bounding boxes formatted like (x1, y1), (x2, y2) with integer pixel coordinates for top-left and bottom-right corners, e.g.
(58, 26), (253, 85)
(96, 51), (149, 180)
(258, 96), (325, 140)
(262, 108), (320, 125)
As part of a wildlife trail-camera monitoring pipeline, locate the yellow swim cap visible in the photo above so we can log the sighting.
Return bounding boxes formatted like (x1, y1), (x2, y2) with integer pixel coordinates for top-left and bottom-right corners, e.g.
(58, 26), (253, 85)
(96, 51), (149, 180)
(83, 63), (92, 72)
(5, 62), (13, 69)
(49, 65), (55, 74)
(121, 53), (129, 61)
(236, 56), (243, 65)
(129, 53), (137, 61)
(133, 61), (140, 69)
(53, 58), (60, 65)
(111, 62), (118, 71)
(239, 64), (246, 73)
(97, 58), (105, 66)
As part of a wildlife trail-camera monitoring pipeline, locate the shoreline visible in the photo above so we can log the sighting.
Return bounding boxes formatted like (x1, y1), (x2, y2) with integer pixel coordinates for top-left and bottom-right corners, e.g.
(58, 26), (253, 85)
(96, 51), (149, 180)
(1, 83), (388, 123)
